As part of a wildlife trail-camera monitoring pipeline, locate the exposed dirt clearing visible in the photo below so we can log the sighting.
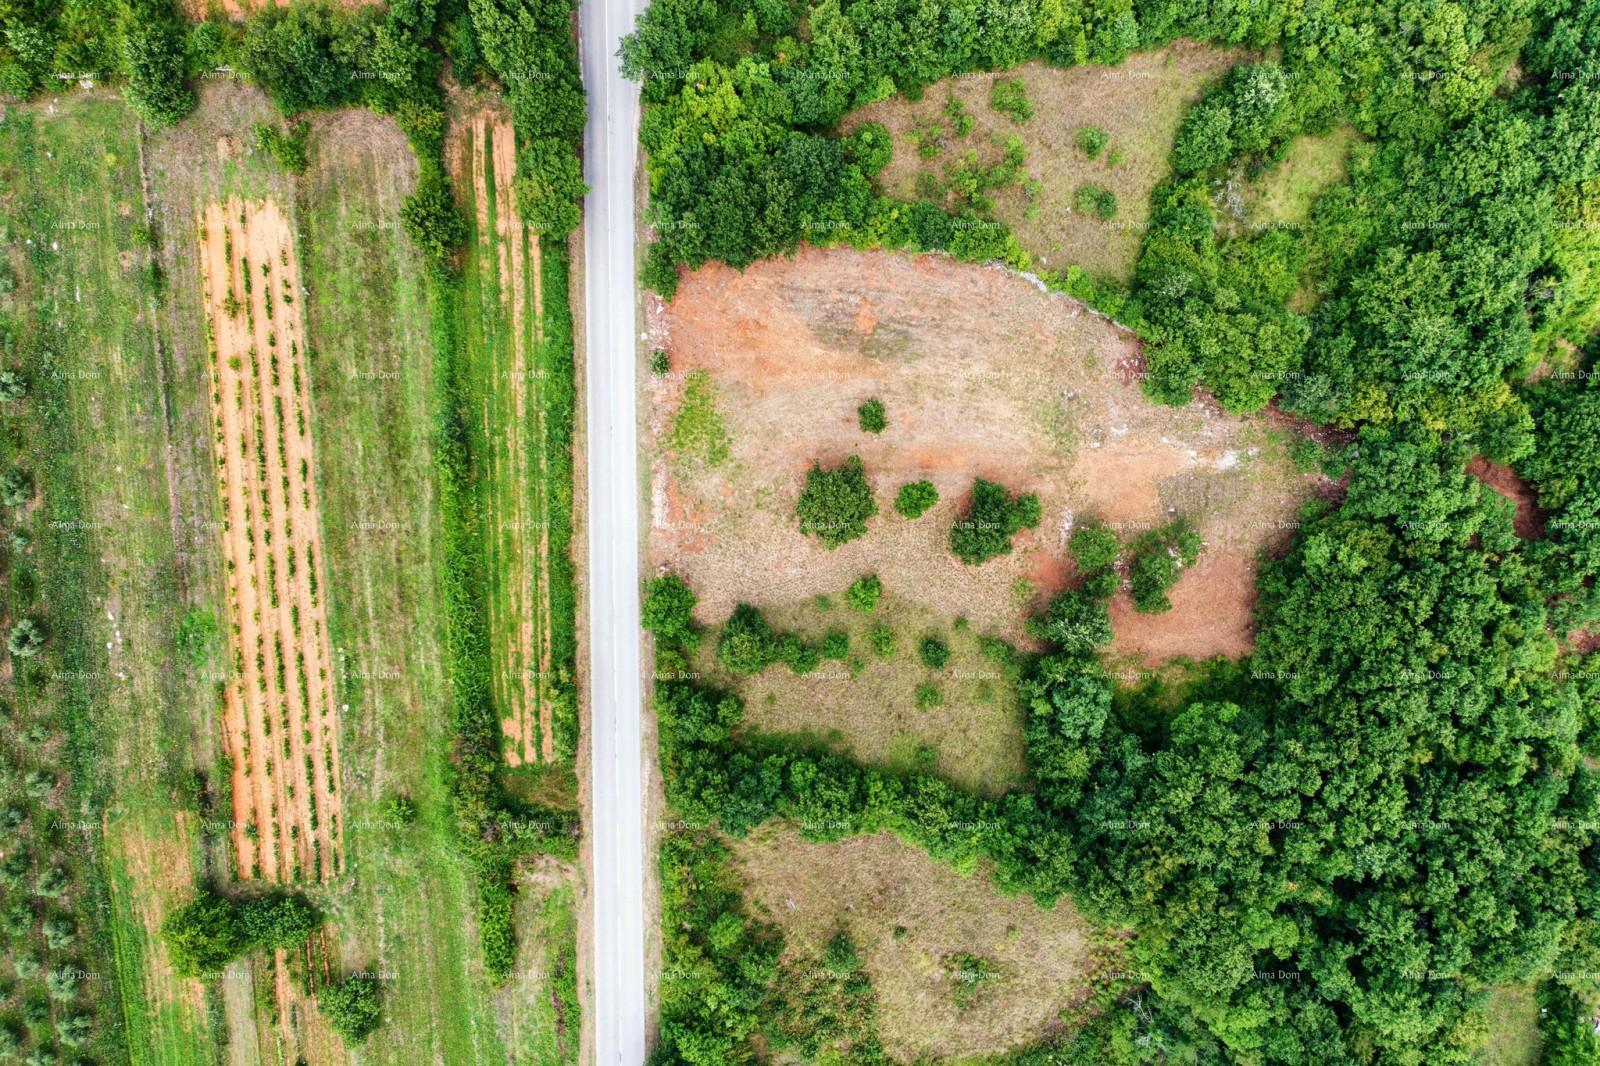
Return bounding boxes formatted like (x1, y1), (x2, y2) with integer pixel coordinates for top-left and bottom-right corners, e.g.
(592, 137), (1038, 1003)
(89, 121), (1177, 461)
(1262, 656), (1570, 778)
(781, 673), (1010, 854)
(1467, 456), (1546, 539)
(730, 826), (1110, 1061)
(200, 196), (343, 881)
(449, 100), (553, 767)
(652, 246), (1318, 661)
(841, 42), (1243, 280)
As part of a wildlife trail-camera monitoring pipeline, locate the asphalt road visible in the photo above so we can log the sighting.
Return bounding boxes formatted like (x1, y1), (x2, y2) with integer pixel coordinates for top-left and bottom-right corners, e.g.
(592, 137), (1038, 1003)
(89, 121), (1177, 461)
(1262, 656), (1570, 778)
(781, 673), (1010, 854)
(580, 0), (648, 1061)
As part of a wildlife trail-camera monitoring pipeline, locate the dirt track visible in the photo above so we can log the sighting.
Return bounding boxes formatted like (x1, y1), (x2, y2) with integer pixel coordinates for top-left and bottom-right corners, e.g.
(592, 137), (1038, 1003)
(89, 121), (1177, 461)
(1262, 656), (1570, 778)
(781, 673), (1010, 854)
(199, 197), (343, 881)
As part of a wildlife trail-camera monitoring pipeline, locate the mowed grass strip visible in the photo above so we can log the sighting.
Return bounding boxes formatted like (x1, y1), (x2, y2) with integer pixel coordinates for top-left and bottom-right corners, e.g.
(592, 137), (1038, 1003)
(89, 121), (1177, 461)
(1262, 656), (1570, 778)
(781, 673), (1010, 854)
(448, 99), (580, 772)
(293, 107), (515, 1064)
(0, 93), (221, 1066)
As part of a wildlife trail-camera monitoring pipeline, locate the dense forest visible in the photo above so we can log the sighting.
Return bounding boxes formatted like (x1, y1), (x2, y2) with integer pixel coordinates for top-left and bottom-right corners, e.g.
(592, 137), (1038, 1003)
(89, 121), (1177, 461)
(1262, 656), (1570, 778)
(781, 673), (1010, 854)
(627, 0), (1600, 1062)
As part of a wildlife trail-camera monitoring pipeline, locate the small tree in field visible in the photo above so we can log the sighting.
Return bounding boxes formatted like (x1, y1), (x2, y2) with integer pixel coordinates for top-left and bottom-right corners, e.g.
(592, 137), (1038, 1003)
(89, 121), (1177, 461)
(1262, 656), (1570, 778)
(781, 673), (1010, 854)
(1, 468), (32, 506)
(643, 574), (699, 647)
(895, 480), (939, 518)
(950, 479), (1040, 564)
(797, 456), (876, 548)
(847, 574), (881, 612)
(8, 618), (45, 659)
(1069, 521), (1121, 599)
(322, 973), (382, 1042)
(857, 397), (887, 433)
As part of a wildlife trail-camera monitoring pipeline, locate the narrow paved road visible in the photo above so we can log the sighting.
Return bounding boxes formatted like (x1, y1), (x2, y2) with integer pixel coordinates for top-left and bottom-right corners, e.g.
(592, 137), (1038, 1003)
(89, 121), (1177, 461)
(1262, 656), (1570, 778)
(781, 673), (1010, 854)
(581, 0), (648, 1063)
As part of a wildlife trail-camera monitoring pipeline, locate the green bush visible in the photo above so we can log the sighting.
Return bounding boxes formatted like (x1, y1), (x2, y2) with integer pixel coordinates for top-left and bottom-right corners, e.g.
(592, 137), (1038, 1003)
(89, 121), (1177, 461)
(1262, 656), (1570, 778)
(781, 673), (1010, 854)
(1074, 183), (1117, 220)
(402, 174), (468, 275)
(253, 120), (311, 174)
(1128, 520), (1203, 614)
(914, 682), (943, 709)
(7, 618), (45, 659)
(1068, 521), (1121, 599)
(1075, 125), (1110, 158)
(869, 624), (895, 659)
(821, 631), (849, 660)
(2, 467), (32, 505)
(650, 349), (670, 376)
(0, 370), (25, 402)
(846, 574), (881, 613)
(162, 888), (318, 976)
(857, 397), (887, 433)
(321, 973), (382, 1042)
(894, 480), (939, 519)
(643, 574), (698, 646)
(717, 605), (802, 675)
(797, 456), (876, 548)
(989, 78), (1032, 123)
(949, 479), (1040, 565)
(919, 635), (950, 670)
(120, 0), (197, 127)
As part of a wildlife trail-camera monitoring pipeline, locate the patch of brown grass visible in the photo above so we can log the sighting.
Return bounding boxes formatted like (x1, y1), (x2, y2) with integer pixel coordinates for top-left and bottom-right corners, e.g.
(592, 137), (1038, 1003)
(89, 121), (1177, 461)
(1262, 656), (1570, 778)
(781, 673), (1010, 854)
(840, 42), (1243, 280)
(728, 825), (1113, 1062)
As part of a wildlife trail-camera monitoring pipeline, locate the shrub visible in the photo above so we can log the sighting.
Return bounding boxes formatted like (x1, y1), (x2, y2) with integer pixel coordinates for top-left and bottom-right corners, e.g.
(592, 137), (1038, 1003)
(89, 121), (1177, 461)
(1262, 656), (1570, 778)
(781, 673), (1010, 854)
(914, 682), (943, 709)
(919, 635), (950, 670)
(33, 867), (70, 899)
(321, 973), (382, 1042)
(380, 794), (417, 826)
(894, 480), (939, 519)
(1074, 183), (1117, 220)
(1069, 521), (1121, 599)
(23, 769), (53, 797)
(846, 575), (881, 613)
(401, 175), (467, 274)
(650, 349), (670, 376)
(989, 79), (1032, 123)
(1128, 520), (1203, 614)
(42, 915), (75, 951)
(2, 468), (32, 505)
(8, 618), (45, 659)
(796, 456), (876, 548)
(513, 137), (587, 237)
(176, 609), (218, 668)
(0, 369), (27, 401)
(163, 888), (318, 975)
(950, 479), (1040, 565)
(253, 121), (310, 174)
(717, 605), (800, 675)
(1075, 125), (1110, 158)
(870, 624), (895, 658)
(238, 892), (319, 949)
(643, 574), (698, 646)
(821, 631), (849, 660)
(857, 397), (887, 433)
(120, 0), (197, 127)
(55, 1011), (91, 1048)
(44, 966), (78, 1000)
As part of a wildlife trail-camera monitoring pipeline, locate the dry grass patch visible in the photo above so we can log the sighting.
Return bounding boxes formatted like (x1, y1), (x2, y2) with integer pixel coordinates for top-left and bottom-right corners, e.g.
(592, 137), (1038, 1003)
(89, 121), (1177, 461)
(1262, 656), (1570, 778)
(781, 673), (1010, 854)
(180, 0), (378, 18)
(840, 42), (1242, 280)
(690, 596), (1030, 796)
(199, 196), (343, 882)
(650, 246), (1320, 666)
(729, 825), (1111, 1062)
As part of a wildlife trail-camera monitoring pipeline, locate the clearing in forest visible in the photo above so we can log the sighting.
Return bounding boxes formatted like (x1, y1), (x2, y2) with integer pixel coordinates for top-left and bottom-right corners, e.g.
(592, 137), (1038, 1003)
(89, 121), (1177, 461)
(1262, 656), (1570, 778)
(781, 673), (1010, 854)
(729, 826), (1113, 1062)
(841, 42), (1242, 280)
(650, 246), (1320, 669)
(449, 102), (557, 767)
(199, 196), (343, 882)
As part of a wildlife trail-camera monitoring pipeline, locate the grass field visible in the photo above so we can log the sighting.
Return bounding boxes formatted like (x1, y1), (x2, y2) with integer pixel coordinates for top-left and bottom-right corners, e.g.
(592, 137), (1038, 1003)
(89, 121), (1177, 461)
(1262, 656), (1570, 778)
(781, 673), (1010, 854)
(690, 594), (1031, 797)
(0, 91), (226, 1066)
(0, 80), (577, 1065)
(840, 43), (1242, 281)
(448, 95), (580, 775)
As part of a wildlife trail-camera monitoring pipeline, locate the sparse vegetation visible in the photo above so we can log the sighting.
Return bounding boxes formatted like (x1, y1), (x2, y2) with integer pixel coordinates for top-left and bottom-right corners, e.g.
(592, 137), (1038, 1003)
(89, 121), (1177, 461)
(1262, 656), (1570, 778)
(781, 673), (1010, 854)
(989, 79), (1033, 123)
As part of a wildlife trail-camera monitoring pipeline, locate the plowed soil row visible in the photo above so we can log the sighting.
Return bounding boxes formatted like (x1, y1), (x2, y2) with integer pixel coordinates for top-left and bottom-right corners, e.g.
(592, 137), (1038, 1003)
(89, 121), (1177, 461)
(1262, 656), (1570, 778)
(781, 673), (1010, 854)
(199, 196), (343, 881)
(454, 106), (555, 766)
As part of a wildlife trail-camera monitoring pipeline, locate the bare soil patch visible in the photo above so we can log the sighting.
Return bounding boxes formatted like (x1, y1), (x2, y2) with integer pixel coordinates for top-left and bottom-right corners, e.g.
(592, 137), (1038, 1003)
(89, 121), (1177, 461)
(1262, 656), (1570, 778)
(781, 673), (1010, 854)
(1467, 456), (1546, 539)
(729, 825), (1112, 1062)
(199, 196), (343, 882)
(447, 98), (554, 766)
(651, 246), (1319, 668)
(841, 42), (1243, 280)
